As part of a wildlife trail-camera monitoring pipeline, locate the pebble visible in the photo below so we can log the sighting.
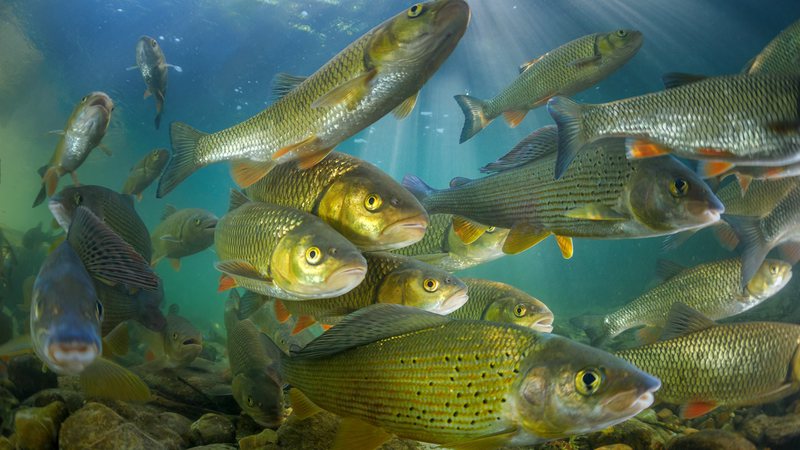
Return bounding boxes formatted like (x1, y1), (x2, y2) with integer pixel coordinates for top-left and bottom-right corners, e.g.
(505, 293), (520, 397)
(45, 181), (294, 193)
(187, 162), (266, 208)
(667, 429), (755, 450)
(190, 413), (235, 445)
(14, 401), (68, 450)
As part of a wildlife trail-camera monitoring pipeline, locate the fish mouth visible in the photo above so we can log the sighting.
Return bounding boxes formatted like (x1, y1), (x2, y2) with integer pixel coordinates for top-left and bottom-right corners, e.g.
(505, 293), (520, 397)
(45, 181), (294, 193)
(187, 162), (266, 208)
(435, 288), (469, 315)
(435, 0), (471, 30)
(202, 218), (219, 234)
(688, 198), (724, 224)
(47, 340), (99, 375)
(532, 316), (554, 333)
(377, 214), (429, 249)
(86, 92), (114, 114)
(600, 375), (660, 415)
(322, 264), (368, 295)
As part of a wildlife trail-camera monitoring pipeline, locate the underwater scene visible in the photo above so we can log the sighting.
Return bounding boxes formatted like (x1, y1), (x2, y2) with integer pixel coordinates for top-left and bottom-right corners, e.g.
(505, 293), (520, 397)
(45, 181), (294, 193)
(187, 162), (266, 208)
(2, 0), (800, 448)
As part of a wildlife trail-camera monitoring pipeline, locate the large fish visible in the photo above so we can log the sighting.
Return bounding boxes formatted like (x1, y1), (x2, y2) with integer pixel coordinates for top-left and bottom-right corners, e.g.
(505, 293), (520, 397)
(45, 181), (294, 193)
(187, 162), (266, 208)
(573, 258), (791, 344)
(214, 191), (367, 300)
(617, 303), (800, 419)
(391, 213), (509, 272)
(273, 304), (659, 449)
(548, 73), (800, 179)
(744, 17), (800, 74)
(132, 36), (179, 129)
(455, 30), (642, 142)
(151, 205), (218, 270)
(403, 128), (723, 257)
(33, 92), (114, 207)
(448, 278), (553, 333)
(121, 148), (170, 201)
(244, 151), (428, 251)
(157, 0), (470, 197)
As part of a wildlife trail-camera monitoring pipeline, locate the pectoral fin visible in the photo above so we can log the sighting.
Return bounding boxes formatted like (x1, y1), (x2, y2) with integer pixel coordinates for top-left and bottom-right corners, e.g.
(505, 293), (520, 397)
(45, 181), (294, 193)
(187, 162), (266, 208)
(502, 224), (549, 255)
(230, 160), (276, 188)
(565, 204), (627, 221)
(169, 258), (181, 271)
(569, 54), (602, 68)
(680, 400), (717, 419)
(555, 235), (573, 259)
(392, 91), (418, 119)
(289, 388), (323, 420)
(312, 69), (377, 110)
(442, 428), (519, 450)
(452, 216), (489, 244)
(79, 358), (152, 402)
(332, 417), (392, 450)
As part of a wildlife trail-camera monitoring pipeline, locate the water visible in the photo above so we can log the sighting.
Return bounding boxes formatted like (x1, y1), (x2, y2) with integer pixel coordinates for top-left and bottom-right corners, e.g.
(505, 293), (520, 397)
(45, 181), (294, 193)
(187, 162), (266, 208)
(2, 0), (800, 447)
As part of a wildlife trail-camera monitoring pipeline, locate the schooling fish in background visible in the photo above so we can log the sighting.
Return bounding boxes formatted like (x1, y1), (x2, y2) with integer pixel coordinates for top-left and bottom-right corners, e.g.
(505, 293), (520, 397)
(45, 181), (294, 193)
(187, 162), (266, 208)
(616, 303), (800, 419)
(0, 230), (16, 294)
(129, 36), (181, 129)
(137, 304), (203, 369)
(744, 17), (800, 74)
(391, 213), (510, 272)
(403, 128), (723, 257)
(214, 191), (367, 300)
(121, 148), (170, 201)
(268, 304), (659, 450)
(572, 258), (791, 345)
(273, 251), (469, 334)
(150, 205), (217, 271)
(455, 29), (642, 142)
(21, 222), (58, 251)
(157, 0), (470, 197)
(448, 278), (554, 333)
(548, 73), (800, 180)
(244, 151), (428, 251)
(33, 92), (114, 207)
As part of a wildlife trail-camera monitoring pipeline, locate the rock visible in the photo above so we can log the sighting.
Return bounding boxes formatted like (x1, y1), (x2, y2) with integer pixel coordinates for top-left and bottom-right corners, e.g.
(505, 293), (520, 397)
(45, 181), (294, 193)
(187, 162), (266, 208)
(22, 388), (85, 413)
(187, 445), (237, 450)
(0, 385), (18, 434)
(103, 400), (192, 450)
(7, 354), (57, 399)
(239, 428), (278, 450)
(190, 413), (236, 445)
(741, 413), (769, 443)
(587, 418), (670, 450)
(658, 408), (675, 420)
(667, 429), (755, 450)
(762, 413), (800, 447)
(0, 436), (12, 450)
(14, 401), (68, 450)
(59, 402), (167, 450)
(276, 411), (339, 450)
(235, 413), (269, 442)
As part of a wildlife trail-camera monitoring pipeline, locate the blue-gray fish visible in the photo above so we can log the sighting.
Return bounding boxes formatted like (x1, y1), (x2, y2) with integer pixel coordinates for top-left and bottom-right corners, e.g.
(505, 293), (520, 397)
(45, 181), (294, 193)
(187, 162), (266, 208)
(133, 36), (180, 129)
(151, 205), (218, 270)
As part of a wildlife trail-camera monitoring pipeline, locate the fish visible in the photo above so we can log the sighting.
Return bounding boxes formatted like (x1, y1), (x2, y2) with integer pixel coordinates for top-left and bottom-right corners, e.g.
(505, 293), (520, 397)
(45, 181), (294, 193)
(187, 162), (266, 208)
(121, 148), (170, 201)
(244, 151), (428, 251)
(573, 258), (791, 345)
(21, 222), (58, 251)
(139, 304), (203, 369)
(403, 128), (723, 257)
(744, 18), (800, 74)
(157, 0), (470, 197)
(616, 303), (800, 419)
(391, 213), (509, 272)
(95, 281), (166, 336)
(448, 278), (554, 333)
(272, 304), (659, 449)
(225, 294), (284, 428)
(151, 205), (218, 270)
(33, 92), (114, 207)
(49, 185), (153, 262)
(547, 73), (800, 179)
(703, 162), (800, 194)
(274, 251), (469, 333)
(0, 230), (16, 294)
(132, 36), (179, 129)
(214, 191), (367, 300)
(455, 30), (642, 142)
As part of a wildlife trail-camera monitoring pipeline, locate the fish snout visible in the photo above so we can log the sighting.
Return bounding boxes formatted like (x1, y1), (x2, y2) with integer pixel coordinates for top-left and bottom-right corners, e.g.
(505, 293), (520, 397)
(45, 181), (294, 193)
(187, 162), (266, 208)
(532, 315), (554, 333)
(689, 195), (724, 223)
(48, 340), (99, 374)
(325, 263), (368, 294)
(380, 214), (428, 248)
(437, 287), (469, 315)
(435, 0), (471, 29)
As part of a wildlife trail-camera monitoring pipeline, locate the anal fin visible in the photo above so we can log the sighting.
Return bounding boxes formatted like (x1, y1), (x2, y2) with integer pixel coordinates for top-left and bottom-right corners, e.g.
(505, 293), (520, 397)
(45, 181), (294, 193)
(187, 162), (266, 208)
(392, 91), (418, 119)
(231, 160), (275, 188)
(502, 110), (528, 128)
(502, 224), (549, 255)
(554, 235), (573, 259)
(332, 417), (392, 450)
(289, 388), (323, 420)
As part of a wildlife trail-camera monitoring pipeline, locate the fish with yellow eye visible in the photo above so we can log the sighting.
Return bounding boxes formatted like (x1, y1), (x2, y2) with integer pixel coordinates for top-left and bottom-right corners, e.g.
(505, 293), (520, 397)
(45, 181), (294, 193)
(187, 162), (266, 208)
(448, 278), (554, 332)
(150, 205), (218, 271)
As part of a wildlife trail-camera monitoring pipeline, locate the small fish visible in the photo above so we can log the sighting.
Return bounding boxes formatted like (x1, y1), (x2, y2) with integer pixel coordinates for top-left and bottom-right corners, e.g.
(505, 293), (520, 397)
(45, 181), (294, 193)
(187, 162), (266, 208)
(744, 18), (800, 74)
(455, 29), (642, 142)
(275, 251), (469, 333)
(33, 92), (114, 207)
(140, 304), (203, 369)
(244, 151), (428, 251)
(548, 73), (800, 179)
(617, 303), (800, 419)
(403, 129), (723, 257)
(573, 258), (791, 344)
(151, 205), (218, 270)
(215, 191), (367, 300)
(703, 162), (800, 194)
(0, 230), (16, 293)
(21, 222), (57, 251)
(448, 278), (554, 332)
(132, 36), (179, 129)
(121, 148), (170, 201)
(157, 0), (470, 197)
(391, 213), (509, 272)
(271, 304), (659, 449)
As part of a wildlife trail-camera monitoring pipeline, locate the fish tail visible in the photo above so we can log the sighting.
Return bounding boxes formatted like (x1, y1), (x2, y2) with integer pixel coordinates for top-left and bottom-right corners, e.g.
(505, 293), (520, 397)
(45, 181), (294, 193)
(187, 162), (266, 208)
(547, 96), (587, 179)
(454, 95), (490, 143)
(32, 165), (57, 207)
(401, 174), (438, 210)
(722, 214), (770, 291)
(569, 314), (610, 345)
(154, 91), (165, 130)
(158, 122), (208, 198)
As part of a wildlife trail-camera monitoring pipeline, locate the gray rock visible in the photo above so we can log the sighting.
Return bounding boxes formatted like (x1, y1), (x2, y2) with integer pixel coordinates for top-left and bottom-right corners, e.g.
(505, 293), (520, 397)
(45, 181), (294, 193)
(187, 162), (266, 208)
(587, 417), (670, 450)
(14, 401), (68, 450)
(101, 400), (191, 450)
(190, 413), (236, 445)
(22, 388), (85, 413)
(667, 429), (755, 450)
(0, 385), (18, 434)
(187, 445), (237, 450)
(58, 402), (167, 450)
(239, 428), (278, 450)
(741, 413), (769, 443)
(763, 413), (800, 447)
(7, 354), (57, 399)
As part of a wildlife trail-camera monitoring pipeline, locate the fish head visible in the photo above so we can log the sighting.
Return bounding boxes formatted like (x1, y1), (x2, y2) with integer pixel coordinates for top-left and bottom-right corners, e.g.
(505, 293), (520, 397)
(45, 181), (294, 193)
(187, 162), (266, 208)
(628, 156), (724, 232)
(484, 295), (554, 333)
(71, 92), (114, 136)
(164, 311), (203, 366)
(746, 259), (792, 299)
(597, 30), (643, 64)
(231, 369), (285, 428)
(182, 209), (218, 249)
(136, 36), (165, 68)
(367, 0), (469, 78)
(49, 185), (109, 230)
(270, 221), (367, 298)
(447, 224), (510, 261)
(318, 171), (428, 251)
(146, 148), (170, 171)
(376, 262), (468, 314)
(515, 336), (660, 438)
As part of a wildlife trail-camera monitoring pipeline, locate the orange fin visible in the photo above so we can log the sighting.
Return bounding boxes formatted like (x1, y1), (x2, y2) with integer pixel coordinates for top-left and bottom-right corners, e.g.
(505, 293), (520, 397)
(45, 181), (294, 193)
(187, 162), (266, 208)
(230, 160), (275, 188)
(636, 326), (662, 345)
(625, 139), (671, 159)
(735, 173), (753, 194)
(502, 110), (528, 128)
(217, 274), (238, 292)
(697, 160), (734, 178)
(296, 147), (334, 170)
(292, 316), (316, 335)
(765, 166), (787, 178)
(713, 223), (739, 250)
(272, 135), (318, 160)
(451, 216), (488, 244)
(169, 258), (181, 271)
(555, 235), (573, 259)
(43, 167), (60, 197)
(680, 400), (717, 419)
(273, 299), (291, 323)
(321, 324), (333, 331)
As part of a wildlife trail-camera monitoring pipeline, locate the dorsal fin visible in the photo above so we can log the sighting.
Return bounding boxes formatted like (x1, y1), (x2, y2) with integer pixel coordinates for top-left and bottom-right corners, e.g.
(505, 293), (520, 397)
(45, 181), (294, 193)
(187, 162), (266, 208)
(655, 259), (686, 281)
(292, 304), (450, 359)
(660, 303), (716, 341)
(229, 189), (250, 212)
(480, 126), (558, 173)
(449, 177), (472, 188)
(162, 205), (177, 221)
(271, 73), (307, 101)
(662, 73), (708, 90)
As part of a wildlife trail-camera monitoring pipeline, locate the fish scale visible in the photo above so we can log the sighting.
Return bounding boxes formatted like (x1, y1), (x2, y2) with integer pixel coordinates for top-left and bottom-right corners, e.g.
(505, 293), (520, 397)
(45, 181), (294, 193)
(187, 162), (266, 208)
(746, 19), (800, 74)
(755, 183), (800, 241)
(716, 178), (800, 217)
(392, 214), (451, 256)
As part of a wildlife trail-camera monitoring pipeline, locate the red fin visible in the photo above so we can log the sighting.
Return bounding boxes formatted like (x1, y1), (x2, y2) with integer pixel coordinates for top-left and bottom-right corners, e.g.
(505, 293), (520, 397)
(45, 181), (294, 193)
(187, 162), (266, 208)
(502, 110), (528, 128)
(44, 167), (60, 197)
(273, 299), (291, 324)
(217, 274), (237, 292)
(230, 160), (274, 188)
(735, 174), (752, 194)
(698, 160), (734, 178)
(321, 324), (332, 331)
(765, 166), (786, 178)
(169, 258), (181, 271)
(681, 400), (717, 419)
(625, 139), (671, 159)
(145, 350), (156, 362)
(292, 316), (316, 335)
(697, 147), (735, 157)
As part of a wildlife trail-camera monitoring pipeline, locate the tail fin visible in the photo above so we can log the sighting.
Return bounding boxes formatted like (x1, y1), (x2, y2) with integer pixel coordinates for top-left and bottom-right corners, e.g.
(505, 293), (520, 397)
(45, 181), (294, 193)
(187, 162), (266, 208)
(454, 95), (490, 143)
(547, 96), (586, 179)
(154, 92), (165, 130)
(32, 165), (58, 207)
(402, 174), (436, 206)
(569, 314), (609, 345)
(723, 214), (770, 290)
(158, 122), (208, 198)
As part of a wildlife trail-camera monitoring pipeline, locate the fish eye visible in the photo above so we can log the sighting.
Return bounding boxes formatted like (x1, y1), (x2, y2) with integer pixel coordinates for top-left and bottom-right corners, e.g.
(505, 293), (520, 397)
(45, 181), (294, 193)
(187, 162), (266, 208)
(194, 218), (201, 226)
(306, 246), (322, 265)
(407, 3), (425, 18)
(616, 30), (628, 37)
(172, 332), (179, 341)
(364, 194), (383, 211)
(423, 278), (439, 292)
(81, 96), (88, 103)
(770, 264), (779, 275)
(95, 301), (104, 321)
(73, 193), (83, 205)
(246, 396), (255, 407)
(513, 304), (527, 318)
(669, 178), (689, 198)
(150, 39), (158, 47)
(486, 226), (496, 233)
(576, 368), (603, 395)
